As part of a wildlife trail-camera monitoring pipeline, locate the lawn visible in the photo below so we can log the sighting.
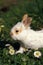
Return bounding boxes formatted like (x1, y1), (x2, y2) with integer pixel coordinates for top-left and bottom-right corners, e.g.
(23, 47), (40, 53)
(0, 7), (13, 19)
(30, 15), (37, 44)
(0, 0), (43, 65)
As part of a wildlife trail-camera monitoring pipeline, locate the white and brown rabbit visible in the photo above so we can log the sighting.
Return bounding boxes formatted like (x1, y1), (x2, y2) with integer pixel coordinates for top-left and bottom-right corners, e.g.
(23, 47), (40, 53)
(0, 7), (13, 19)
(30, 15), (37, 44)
(10, 14), (43, 53)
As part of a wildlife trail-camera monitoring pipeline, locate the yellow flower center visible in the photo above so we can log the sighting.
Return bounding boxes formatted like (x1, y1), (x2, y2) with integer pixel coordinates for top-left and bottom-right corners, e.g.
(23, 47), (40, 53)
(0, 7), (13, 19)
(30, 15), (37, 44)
(36, 53), (39, 55)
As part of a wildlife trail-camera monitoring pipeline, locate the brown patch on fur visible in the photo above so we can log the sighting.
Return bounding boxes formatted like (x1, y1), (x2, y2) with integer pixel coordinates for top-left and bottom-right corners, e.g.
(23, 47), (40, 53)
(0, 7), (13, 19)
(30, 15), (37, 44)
(20, 28), (22, 32)
(10, 32), (13, 36)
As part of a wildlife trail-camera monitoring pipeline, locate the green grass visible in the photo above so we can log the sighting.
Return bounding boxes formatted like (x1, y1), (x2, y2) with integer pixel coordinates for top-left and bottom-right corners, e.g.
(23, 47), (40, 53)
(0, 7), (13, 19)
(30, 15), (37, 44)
(0, 0), (43, 65)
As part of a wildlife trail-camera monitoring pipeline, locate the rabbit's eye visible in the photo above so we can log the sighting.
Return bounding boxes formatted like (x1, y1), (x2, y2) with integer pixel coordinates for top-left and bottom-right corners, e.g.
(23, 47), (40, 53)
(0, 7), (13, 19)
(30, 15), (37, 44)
(15, 28), (22, 34)
(15, 30), (19, 33)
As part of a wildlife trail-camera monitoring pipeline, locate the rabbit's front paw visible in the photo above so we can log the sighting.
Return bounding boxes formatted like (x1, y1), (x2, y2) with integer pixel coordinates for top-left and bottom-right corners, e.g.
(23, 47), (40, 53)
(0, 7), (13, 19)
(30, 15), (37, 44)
(34, 48), (38, 50)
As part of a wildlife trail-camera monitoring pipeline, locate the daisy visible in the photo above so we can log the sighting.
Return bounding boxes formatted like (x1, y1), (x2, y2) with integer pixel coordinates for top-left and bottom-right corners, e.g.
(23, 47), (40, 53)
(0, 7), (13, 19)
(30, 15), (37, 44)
(34, 51), (41, 58)
(9, 49), (15, 55)
(9, 45), (14, 50)
(1, 25), (5, 28)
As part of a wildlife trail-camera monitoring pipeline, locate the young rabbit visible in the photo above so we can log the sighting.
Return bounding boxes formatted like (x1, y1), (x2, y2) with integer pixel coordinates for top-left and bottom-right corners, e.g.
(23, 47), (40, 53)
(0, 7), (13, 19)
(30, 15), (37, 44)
(10, 14), (43, 51)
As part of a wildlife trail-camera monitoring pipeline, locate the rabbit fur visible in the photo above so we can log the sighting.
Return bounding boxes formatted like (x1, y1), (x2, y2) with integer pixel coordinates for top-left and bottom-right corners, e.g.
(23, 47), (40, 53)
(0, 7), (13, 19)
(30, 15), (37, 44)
(10, 14), (43, 51)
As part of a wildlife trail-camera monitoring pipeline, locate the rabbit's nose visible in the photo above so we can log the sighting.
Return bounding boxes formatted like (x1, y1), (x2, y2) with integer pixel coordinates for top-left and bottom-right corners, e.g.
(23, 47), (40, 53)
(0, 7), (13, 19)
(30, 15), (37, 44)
(10, 32), (13, 36)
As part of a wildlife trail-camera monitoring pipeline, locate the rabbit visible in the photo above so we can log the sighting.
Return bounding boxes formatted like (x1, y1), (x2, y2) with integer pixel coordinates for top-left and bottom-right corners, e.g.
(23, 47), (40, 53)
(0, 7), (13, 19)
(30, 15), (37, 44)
(10, 14), (43, 51)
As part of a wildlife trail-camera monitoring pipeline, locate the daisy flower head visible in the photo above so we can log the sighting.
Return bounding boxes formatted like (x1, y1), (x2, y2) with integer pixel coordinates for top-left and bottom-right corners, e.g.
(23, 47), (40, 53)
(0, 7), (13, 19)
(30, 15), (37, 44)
(9, 49), (15, 55)
(1, 25), (5, 28)
(9, 45), (14, 50)
(34, 51), (42, 58)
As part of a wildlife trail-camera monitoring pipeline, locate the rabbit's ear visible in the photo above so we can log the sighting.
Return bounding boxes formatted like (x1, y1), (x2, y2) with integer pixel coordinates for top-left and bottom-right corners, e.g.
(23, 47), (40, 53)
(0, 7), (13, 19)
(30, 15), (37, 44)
(22, 14), (32, 27)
